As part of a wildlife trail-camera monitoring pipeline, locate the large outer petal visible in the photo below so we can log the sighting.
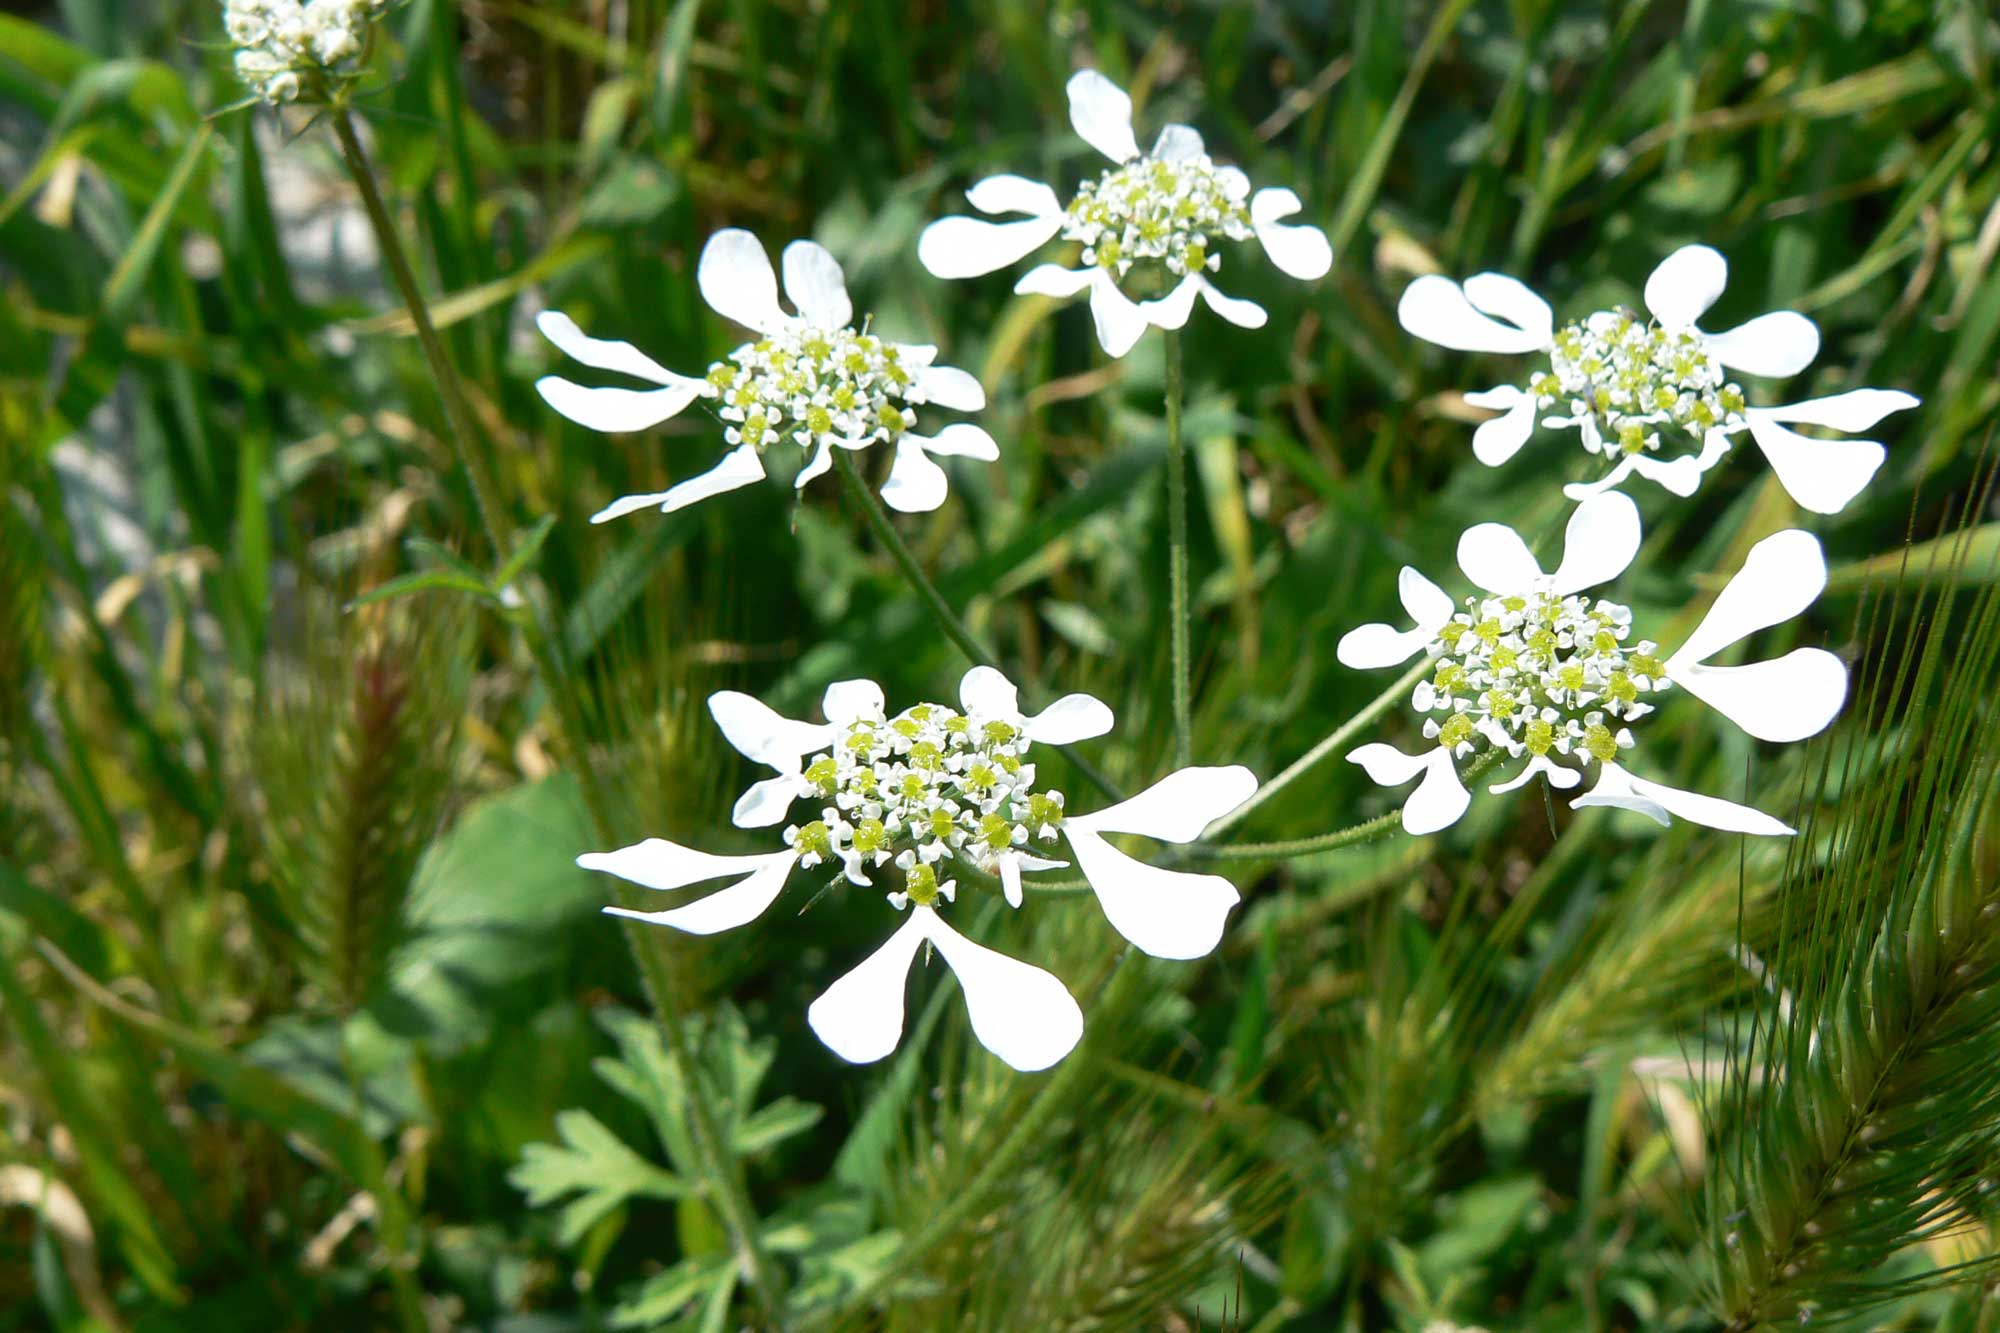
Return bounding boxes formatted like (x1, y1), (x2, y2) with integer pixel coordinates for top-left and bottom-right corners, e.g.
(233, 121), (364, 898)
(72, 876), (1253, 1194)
(536, 377), (705, 433)
(1088, 270), (1151, 356)
(1462, 273), (1555, 346)
(781, 240), (853, 329)
(697, 228), (788, 334)
(879, 438), (949, 513)
(1547, 491), (1641, 596)
(916, 363), (986, 411)
(1670, 649), (1846, 743)
(806, 912), (927, 1064)
(1668, 529), (1827, 669)
(1744, 412), (1886, 516)
(1066, 69), (1140, 162)
(1703, 311), (1820, 377)
(1068, 766), (1259, 843)
(1456, 520), (1543, 596)
(1337, 567), (1454, 669)
(1195, 278), (1268, 329)
(922, 908), (1084, 1070)
(1249, 187), (1333, 280)
(1398, 275), (1549, 354)
(660, 444), (767, 513)
(1066, 828), (1240, 960)
(822, 679), (885, 726)
(1024, 694), (1114, 745)
(707, 690), (837, 766)
(918, 212), (1066, 280)
(1643, 245), (1728, 330)
(1345, 744), (1471, 835)
(1464, 386), (1538, 466)
(535, 310), (695, 387)
(1572, 761), (1792, 836)
(587, 845), (797, 934)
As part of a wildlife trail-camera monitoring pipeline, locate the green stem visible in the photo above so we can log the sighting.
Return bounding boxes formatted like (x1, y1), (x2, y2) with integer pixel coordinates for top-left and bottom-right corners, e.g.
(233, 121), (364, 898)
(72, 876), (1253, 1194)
(327, 104), (506, 567)
(328, 102), (786, 1325)
(339, 1018), (427, 1333)
(835, 449), (1121, 802)
(1163, 328), (1192, 769)
(1203, 653), (1432, 841)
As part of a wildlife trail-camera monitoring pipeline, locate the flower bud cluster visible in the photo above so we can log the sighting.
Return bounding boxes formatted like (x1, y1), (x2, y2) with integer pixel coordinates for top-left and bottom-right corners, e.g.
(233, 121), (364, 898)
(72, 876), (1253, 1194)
(1063, 154), (1252, 281)
(710, 326), (920, 456)
(223, 0), (386, 104)
(781, 700), (1068, 897)
(1416, 589), (1669, 767)
(1532, 311), (1746, 459)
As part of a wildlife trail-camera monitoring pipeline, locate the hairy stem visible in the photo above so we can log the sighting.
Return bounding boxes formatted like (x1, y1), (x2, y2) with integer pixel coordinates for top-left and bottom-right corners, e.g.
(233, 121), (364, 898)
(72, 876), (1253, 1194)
(835, 449), (1120, 802)
(330, 102), (785, 1324)
(1164, 328), (1192, 768)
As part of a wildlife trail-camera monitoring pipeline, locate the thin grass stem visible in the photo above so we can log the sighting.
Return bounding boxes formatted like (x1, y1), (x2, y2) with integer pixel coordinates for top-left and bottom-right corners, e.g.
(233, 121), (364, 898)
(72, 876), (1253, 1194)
(1163, 327), (1192, 768)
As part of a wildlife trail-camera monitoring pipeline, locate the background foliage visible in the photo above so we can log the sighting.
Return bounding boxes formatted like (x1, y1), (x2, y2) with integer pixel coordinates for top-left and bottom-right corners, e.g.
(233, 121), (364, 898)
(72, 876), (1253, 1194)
(3, 0), (1999, 1328)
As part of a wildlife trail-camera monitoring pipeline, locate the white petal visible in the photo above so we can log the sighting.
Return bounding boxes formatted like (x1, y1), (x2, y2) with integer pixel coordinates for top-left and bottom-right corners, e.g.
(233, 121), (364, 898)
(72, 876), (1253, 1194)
(1023, 694), (1114, 745)
(1066, 828), (1239, 960)
(806, 912), (927, 1064)
(965, 173), (1064, 218)
(661, 444), (766, 513)
(795, 440), (835, 489)
(918, 214), (1065, 280)
(534, 310), (693, 387)
(1215, 166), (1251, 202)
(1140, 275), (1201, 330)
(1066, 69), (1139, 163)
(731, 775), (804, 829)
(916, 363), (986, 411)
(1671, 648), (1846, 743)
(697, 228), (788, 334)
(1464, 386), (1538, 466)
(919, 422), (999, 459)
(1490, 754), (1580, 794)
(706, 690), (837, 766)
(1336, 566), (1454, 669)
(822, 679), (885, 726)
(589, 490), (675, 524)
(1456, 520), (1543, 595)
(1152, 124), (1204, 160)
(1067, 765), (1259, 843)
(1548, 491), (1641, 596)
(1345, 742), (1430, 787)
(1669, 529), (1827, 669)
(1398, 275), (1548, 354)
(999, 854), (1023, 908)
(1572, 761), (1792, 836)
(958, 664), (1021, 719)
(1704, 311), (1819, 378)
(1744, 414), (1885, 515)
(879, 438), (949, 513)
(1249, 188), (1332, 281)
(1644, 244), (1728, 330)
(1625, 450), (1709, 498)
(586, 845), (796, 934)
(781, 240), (853, 330)
(1346, 744), (1470, 835)
(535, 376), (703, 433)
(1196, 279), (1267, 329)
(1462, 273), (1555, 346)
(1014, 263), (1095, 299)
(921, 908), (1084, 1070)
(1754, 388), (1920, 432)
(1088, 270), (1151, 356)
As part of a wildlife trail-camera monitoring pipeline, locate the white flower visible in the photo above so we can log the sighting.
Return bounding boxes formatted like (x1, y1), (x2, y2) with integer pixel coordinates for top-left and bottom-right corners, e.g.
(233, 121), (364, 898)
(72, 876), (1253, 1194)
(1336, 491), (1845, 836)
(576, 666), (1261, 1067)
(917, 70), (1331, 357)
(536, 229), (998, 519)
(1398, 244), (1919, 513)
(222, 0), (386, 104)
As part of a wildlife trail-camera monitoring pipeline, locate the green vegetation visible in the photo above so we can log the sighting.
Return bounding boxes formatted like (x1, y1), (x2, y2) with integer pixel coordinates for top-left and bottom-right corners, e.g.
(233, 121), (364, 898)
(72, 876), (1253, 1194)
(2, 1), (1998, 1328)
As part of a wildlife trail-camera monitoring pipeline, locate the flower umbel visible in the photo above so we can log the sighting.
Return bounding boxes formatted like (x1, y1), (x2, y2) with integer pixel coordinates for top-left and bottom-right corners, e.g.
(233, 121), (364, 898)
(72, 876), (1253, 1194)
(536, 229), (997, 519)
(1398, 245), (1920, 513)
(577, 668), (1257, 1069)
(1337, 492), (1846, 836)
(223, 0), (386, 104)
(918, 70), (1331, 356)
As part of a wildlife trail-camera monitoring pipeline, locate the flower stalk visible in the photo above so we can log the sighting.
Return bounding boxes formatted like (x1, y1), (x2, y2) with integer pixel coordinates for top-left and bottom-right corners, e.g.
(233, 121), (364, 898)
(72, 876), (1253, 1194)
(328, 100), (787, 1325)
(1164, 328), (1192, 769)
